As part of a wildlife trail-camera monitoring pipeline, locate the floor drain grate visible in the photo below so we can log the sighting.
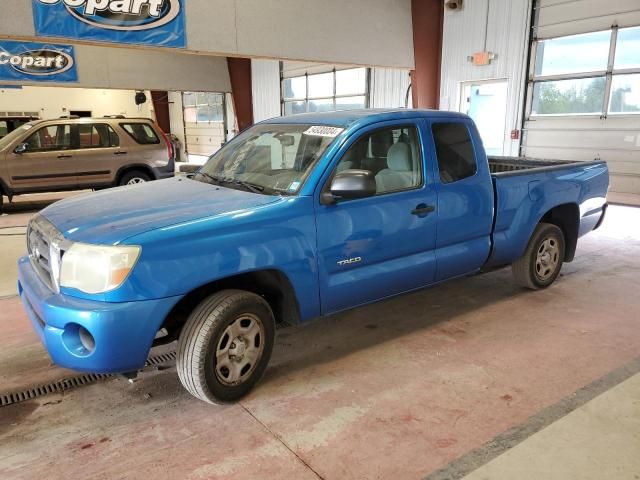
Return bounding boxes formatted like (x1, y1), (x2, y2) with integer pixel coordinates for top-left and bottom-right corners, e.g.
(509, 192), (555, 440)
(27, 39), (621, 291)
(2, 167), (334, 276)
(0, 351), (176, 408)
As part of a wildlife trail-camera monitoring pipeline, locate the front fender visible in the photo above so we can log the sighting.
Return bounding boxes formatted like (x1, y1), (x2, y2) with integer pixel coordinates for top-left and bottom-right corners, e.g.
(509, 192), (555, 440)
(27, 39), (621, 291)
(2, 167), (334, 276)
(102, 196), (320, 320)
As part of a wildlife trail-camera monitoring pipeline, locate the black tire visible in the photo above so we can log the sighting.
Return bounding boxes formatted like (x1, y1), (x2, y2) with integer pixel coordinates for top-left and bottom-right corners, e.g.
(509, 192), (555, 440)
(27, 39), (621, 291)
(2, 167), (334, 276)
(176, 290), (275, 404)
(512, 222), (565, 290)
(119, 170), (151, 186)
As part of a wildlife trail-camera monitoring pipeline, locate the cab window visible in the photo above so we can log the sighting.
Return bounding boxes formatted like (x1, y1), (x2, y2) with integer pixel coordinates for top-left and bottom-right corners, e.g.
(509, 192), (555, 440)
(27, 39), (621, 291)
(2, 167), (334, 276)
(432, 123), (477, 183)
(333, 125), (423, 195)
(24, 125), (72, 152)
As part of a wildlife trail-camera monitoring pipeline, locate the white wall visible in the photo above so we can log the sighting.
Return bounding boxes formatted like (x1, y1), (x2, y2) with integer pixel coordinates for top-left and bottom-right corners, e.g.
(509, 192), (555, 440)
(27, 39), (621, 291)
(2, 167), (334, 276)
(0, 86), (151, 119)
(440, 0), (532, 156)
(2, 0), (415, 69)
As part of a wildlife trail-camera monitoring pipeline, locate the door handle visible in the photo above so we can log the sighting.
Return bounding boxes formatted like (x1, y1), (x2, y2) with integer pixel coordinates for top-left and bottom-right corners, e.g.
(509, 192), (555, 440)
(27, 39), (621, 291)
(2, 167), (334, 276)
(57, 154), (72, 159)
(114, 151), (128, 156)
(411, 204), (435, 216)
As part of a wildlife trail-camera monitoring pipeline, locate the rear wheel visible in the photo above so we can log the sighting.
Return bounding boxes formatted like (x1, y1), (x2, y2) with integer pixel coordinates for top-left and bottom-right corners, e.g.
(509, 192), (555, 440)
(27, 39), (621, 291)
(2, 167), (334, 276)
(512, 222), (565, 290)
(119, 170), (151, 186)
(176, 290), (275, 404)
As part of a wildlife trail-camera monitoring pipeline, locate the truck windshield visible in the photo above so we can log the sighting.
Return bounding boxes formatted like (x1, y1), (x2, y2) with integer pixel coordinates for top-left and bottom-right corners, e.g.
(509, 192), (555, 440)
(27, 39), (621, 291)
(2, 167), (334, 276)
(195, 124), (341, 195)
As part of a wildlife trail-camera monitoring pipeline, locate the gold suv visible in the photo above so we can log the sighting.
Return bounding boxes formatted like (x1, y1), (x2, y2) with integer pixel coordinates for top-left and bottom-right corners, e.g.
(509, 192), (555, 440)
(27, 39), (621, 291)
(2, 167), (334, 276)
(0, 116), (175, 211)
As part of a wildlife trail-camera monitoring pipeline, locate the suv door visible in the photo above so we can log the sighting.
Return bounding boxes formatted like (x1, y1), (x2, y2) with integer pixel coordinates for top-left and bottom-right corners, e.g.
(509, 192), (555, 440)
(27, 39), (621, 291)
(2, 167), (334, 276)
(315, 121), (438, 314)
(72, 123), (123, 187)
(6, 123), (77, 191)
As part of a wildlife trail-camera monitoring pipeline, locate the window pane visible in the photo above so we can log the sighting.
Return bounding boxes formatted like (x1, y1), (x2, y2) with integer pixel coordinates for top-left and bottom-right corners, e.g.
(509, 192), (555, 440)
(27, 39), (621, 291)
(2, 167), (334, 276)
(0, 121), (8, 138)
(120, 123), (160, 144)
(308, 98), (334, 112)
(609, 74), (640, 113)
(336, 68), (366, 96)
(184, 107), (197, 123)
(614, 26), (640, 70)
(432, 123), (476, 184)
(183, 92), (196, 107)
(196, 92), (209, 106)
(535, 30), (610, 77)
(335, 96), (366, 111)
(335, 126), (422, 195)
(78, 124), (98, 147)
(531, 77), (606, 115)
(308, 72), (333, 98)
(284, 101), (306, 115)
(26, 125), (71, 151)
(283, 76), (306, 100)
(197, 105), (211, 122)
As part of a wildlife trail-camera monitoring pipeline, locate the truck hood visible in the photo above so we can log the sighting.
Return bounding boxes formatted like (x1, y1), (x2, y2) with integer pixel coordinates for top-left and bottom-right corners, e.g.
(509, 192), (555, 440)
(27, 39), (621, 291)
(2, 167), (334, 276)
(40, 177), (282, 244)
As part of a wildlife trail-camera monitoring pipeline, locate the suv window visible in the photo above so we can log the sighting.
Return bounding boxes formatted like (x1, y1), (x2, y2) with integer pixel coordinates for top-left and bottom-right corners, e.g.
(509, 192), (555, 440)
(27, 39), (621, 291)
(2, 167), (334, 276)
(334, 125), (423, 195)
(25, 124), (72, 152)
(78, 124), (119, 148)
(120, 123), (160, 145)
(432, 123), (477, 183)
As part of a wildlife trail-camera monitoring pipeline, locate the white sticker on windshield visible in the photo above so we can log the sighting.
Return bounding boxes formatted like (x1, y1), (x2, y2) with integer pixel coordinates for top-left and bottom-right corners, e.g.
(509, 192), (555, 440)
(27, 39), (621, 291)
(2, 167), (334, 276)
(304, 126), (344, 137)
(288, 181), (301, 192)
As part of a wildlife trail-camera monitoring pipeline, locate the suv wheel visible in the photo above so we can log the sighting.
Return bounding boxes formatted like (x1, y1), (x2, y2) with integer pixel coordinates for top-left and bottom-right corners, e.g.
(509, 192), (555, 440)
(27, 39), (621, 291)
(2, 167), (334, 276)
(177, 290), (275, 404)
(119, 170), (151, 186)
(512, 222), (565, 290)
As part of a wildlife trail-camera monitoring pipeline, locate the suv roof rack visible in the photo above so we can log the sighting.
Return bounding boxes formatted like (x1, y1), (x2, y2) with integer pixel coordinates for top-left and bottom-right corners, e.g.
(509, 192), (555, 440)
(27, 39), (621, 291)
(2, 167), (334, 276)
(59, 115), (80, 119)
(103, 115), (126, 118)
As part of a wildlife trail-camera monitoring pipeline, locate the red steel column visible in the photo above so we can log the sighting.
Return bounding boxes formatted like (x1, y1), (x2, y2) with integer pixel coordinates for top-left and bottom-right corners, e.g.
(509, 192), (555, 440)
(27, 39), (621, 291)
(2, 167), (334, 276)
(411, 0), (444, 109)
(226, 57), (254, 131)
(150, 91), (171, 133)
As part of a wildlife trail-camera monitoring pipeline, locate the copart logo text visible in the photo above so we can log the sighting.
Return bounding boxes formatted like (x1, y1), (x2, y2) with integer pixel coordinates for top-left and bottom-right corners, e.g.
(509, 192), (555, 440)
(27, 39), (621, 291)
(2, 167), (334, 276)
(0, 49), (74, 76)
(36, 0), (181, 31)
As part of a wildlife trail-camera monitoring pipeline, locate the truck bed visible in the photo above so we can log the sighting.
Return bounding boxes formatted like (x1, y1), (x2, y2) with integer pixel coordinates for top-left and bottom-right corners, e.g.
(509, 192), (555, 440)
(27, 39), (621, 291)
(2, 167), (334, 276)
(488, 156), (601, 176)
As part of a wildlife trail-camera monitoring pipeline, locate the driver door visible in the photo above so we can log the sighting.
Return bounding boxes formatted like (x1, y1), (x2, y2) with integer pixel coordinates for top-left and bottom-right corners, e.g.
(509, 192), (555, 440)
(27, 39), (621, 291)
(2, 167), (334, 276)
(315, 121), (438, 314)
(6, 123), (78, 191)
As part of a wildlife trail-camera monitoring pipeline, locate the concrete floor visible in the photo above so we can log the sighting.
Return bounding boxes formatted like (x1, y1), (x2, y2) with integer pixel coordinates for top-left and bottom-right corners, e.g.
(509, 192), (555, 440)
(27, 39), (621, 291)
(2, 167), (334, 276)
(0, 194), (639, 480)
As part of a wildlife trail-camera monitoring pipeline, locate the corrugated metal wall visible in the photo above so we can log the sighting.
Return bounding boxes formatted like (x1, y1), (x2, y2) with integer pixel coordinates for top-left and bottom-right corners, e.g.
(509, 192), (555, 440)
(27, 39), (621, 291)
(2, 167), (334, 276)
(440, 0), (532, 156)
(370, 69), (412, 109)
(523, 0), (640, 194)
(252, 60), (281, 122)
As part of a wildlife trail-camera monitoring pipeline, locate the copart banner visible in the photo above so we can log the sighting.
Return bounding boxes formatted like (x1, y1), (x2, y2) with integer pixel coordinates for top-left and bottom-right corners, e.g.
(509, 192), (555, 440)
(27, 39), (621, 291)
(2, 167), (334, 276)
(0, 40), (78, 82)
(32, 0), (186, 48)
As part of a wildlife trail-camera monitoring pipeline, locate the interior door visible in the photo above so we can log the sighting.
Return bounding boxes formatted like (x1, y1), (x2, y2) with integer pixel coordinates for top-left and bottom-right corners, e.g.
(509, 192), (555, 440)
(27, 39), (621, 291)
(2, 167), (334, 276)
(6, 123), (77, 191)
(460, 80), (508, 156)
(315, 121), (438, 314)
(73, 123), (123, 187)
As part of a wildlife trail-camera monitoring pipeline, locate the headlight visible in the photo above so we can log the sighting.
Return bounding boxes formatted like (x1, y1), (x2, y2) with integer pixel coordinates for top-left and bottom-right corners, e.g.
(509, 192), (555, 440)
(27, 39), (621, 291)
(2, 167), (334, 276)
(60, 243), (141, 294)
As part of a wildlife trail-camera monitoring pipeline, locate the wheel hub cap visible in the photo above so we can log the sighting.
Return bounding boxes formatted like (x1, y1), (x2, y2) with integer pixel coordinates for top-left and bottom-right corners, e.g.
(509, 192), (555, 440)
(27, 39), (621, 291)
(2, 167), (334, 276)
(535, 237), (560, 281)
(215, 314), (265, 386)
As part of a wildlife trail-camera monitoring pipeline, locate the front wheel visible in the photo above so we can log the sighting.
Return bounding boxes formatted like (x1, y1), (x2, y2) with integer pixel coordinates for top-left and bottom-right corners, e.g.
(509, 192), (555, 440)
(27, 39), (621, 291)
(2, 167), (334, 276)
(176, 290), (275, 403)
(512, 222), (565, 290)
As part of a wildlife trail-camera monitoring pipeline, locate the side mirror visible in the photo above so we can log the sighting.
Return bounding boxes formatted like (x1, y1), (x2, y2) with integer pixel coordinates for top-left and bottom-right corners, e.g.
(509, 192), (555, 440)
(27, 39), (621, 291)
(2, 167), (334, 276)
(322, 169), (376, 204)
(14, 143), (28, 154)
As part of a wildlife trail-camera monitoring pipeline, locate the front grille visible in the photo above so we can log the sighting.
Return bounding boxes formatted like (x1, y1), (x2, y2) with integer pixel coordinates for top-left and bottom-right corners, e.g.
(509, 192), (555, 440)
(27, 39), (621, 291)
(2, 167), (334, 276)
(27, 215), (67, 292)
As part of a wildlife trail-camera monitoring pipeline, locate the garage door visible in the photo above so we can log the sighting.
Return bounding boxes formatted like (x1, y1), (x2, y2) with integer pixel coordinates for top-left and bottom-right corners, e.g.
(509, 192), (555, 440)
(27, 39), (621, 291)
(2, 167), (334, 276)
(183, 92), (226, 157)
(522, 0), (640, 194)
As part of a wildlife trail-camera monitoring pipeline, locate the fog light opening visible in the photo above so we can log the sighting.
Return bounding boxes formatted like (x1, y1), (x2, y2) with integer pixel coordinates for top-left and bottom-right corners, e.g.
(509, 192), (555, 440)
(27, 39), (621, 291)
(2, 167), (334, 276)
(79, 326), (96, 353)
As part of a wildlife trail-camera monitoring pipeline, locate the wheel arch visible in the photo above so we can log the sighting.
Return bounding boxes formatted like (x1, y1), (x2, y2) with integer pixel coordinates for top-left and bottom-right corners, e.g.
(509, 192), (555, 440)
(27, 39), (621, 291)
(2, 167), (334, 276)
(160, 269), (301, 340)
(115, 164), (156, 185)
(539, 203), (579, 262)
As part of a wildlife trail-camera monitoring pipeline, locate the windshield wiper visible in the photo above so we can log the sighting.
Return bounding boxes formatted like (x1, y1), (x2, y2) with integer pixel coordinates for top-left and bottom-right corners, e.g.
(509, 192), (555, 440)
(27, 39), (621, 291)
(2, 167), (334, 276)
(196, 172), (265, 194)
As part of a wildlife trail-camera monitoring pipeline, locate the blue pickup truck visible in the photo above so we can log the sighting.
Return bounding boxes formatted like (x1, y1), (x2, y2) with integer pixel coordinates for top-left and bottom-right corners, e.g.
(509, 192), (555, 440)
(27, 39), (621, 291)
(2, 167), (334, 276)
(18, 109), (608, 403)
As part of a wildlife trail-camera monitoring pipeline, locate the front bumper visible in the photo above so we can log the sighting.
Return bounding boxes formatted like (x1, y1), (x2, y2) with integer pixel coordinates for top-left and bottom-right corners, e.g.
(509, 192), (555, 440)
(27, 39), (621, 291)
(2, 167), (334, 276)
(18, 256), (181, 374)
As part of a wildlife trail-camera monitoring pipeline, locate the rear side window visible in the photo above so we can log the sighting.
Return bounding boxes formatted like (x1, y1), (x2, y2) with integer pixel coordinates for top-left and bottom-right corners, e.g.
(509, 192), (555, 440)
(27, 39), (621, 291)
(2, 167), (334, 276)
(78, 124), (119, 148)
(432, 123), (477, 183)
(120, 123), (160, 145)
